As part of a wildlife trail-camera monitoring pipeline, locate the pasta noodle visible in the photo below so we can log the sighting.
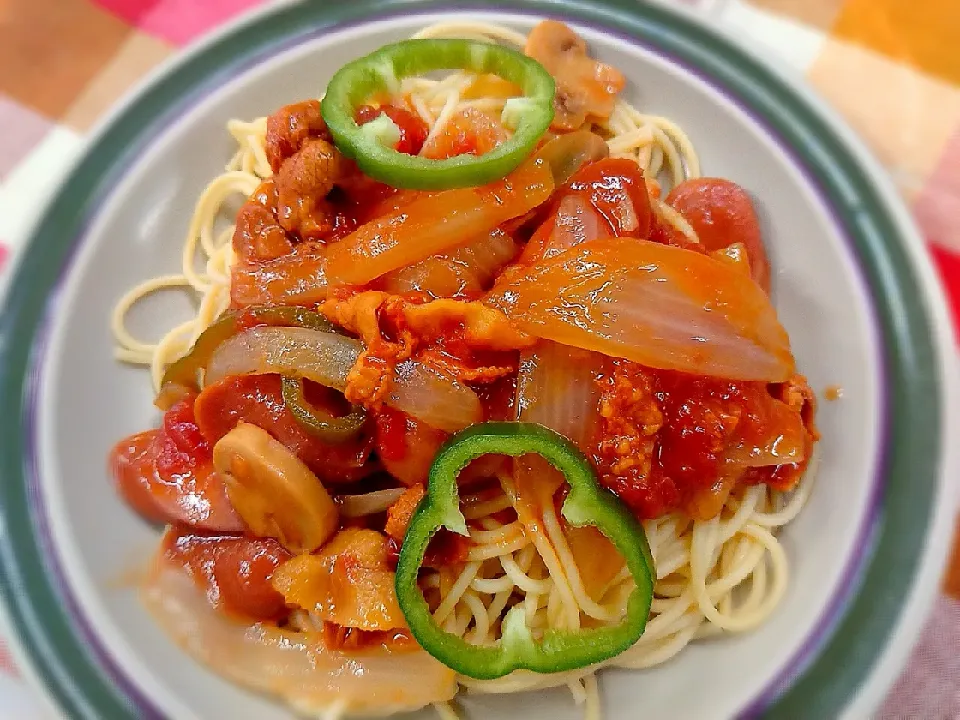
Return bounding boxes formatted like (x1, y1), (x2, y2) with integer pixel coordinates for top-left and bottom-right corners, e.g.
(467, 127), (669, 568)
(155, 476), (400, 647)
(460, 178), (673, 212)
(110, 20), (812, 720)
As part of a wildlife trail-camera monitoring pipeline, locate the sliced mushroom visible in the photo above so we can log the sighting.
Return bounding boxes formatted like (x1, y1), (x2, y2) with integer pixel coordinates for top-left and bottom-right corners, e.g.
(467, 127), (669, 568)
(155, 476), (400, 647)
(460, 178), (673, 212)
(533, 129), (610, 185)
(525, 20), (626, 131)
(213, 422), (338, 553)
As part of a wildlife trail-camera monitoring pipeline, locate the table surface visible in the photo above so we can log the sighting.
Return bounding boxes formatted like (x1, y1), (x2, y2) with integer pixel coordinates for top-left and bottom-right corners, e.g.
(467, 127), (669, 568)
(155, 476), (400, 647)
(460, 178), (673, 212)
(0, 0), (958, 717)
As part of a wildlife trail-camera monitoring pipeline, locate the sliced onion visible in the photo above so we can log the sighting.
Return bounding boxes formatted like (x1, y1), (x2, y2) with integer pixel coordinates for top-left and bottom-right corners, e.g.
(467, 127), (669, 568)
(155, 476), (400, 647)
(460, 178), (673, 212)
(230, 245), (328, 308)
(337, 488), (407, 518)
(326, 160), (554, 285)
(390, 359), (482, 432)
(205, 326), (359, 392)
(725, 395), (807, 467)
(449, 228), (519, 288)
(142, 560), (457, 715)
(382, 228), (518, 297)
(204, 326), (482, 432)
(382, 257), (475, 297)
(487, 238), (794, 381)
(513, 341), (606, 555)
(612, 191), (640, 233)
(513, 191), (607, 524)
(543, 194), (604, 262)
(517, 340), (604, 450)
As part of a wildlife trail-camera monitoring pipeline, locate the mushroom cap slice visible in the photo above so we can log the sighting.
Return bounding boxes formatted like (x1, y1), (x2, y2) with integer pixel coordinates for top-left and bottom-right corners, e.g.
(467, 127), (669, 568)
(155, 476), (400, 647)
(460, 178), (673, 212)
(213, 422), (338, 553)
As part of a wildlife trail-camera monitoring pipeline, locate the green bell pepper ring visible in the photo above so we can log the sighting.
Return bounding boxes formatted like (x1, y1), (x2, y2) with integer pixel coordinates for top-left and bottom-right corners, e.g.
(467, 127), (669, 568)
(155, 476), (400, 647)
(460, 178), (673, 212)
(395, 421), (655, 680)
(280, 375), (368, 443)
(320, 39), (555, 189)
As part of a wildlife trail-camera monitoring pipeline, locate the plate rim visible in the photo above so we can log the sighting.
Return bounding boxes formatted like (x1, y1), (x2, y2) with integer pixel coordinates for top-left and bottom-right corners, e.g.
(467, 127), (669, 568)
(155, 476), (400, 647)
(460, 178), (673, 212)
(0, 0), (956, 718)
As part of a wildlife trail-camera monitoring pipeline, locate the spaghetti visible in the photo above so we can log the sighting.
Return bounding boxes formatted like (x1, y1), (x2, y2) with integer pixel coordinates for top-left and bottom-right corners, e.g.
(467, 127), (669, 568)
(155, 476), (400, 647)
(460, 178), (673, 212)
(110, 20), (813, 720)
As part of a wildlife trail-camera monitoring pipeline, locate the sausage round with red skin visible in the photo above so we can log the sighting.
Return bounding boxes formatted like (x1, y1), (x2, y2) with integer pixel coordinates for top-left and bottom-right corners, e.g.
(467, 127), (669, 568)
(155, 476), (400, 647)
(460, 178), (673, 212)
(195, 374), (375, 484)
(162, 527), (291, 622)
(109, 397), (243, 531)
(666, 178), (770, 292)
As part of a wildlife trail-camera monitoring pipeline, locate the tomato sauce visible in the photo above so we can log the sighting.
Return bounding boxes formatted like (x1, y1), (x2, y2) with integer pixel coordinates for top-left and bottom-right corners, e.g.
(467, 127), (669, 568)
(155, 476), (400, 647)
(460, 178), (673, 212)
(593, 362), (812, 520)
(424, 531), (472, 568)
(476, 374), (518, 422)
(382, 483), (470, 569)
(420, 107), (506, 160)
(373, 406), (412, 462)
(742, 376), (818, 492)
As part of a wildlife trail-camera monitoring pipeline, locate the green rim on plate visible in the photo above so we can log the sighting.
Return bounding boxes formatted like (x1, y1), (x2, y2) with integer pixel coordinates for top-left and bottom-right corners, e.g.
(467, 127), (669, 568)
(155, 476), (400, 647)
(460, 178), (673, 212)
(0, 0), (945, 718)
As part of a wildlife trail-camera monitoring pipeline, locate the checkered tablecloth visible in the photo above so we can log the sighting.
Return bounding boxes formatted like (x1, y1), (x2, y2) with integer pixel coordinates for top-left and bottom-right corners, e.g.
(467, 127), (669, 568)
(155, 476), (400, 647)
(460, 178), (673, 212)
(1, 0), (958, 717)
